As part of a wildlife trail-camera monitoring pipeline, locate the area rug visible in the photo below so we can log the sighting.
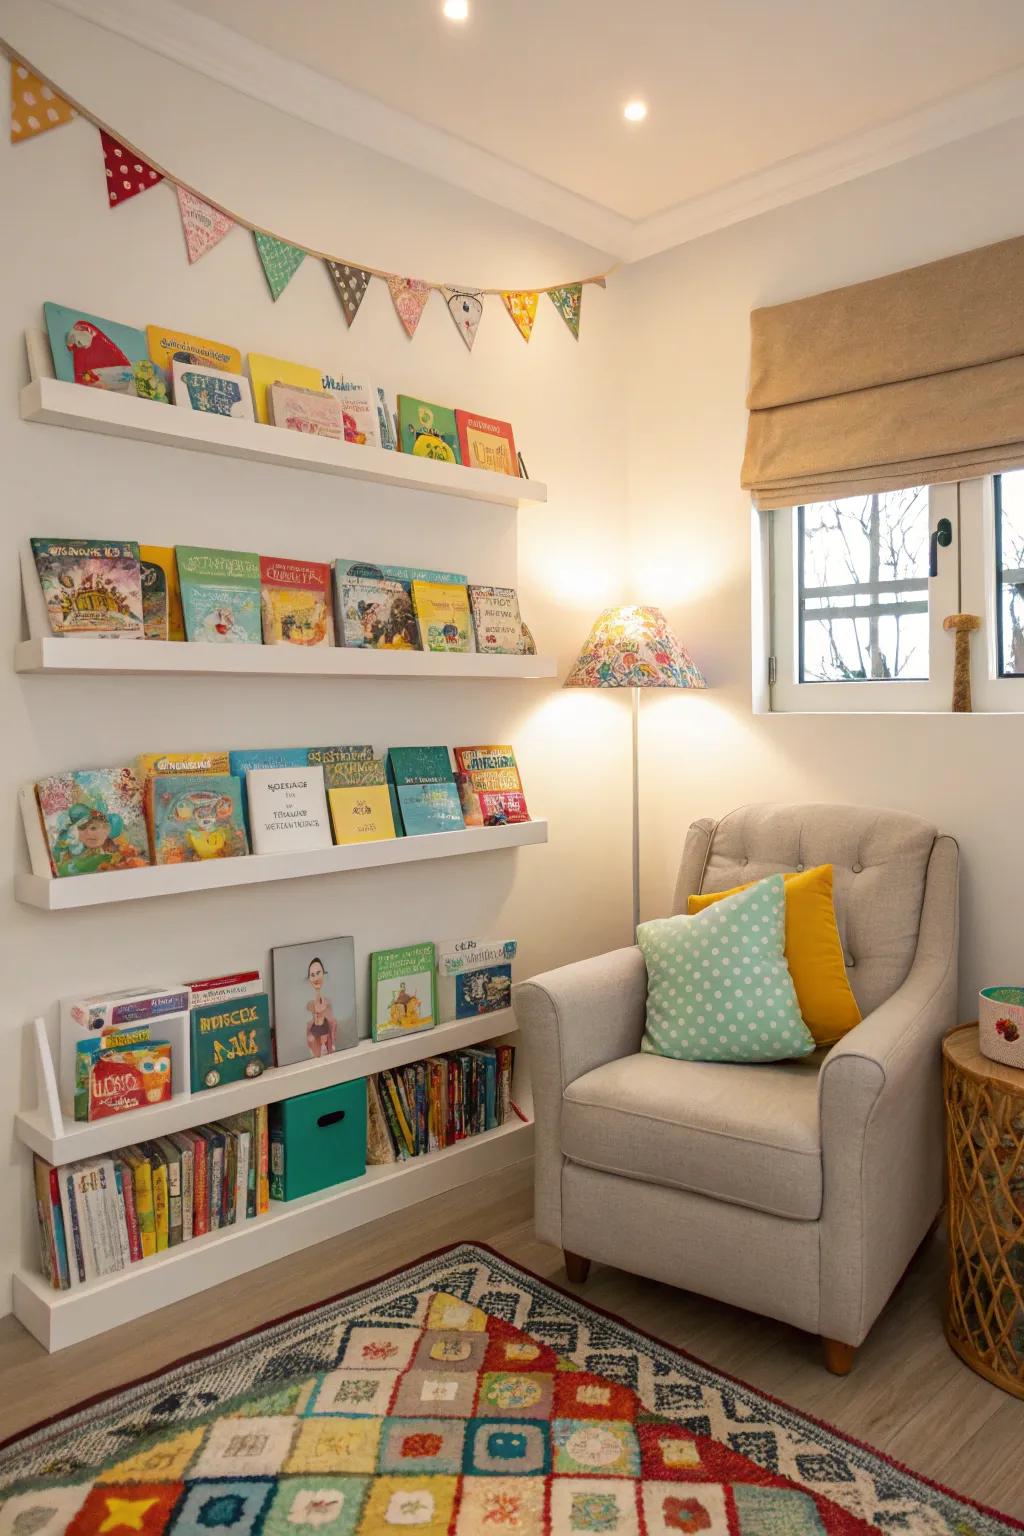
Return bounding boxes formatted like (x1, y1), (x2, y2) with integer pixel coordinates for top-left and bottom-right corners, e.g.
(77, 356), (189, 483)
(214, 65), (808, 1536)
(0, 1243), (1017, 1535)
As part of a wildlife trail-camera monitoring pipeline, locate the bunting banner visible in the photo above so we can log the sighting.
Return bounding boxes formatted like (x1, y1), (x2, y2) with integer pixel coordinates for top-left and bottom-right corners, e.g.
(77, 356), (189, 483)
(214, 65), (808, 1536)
(100, 131), (163, 208)
(548, 283), (582, 340)
(387, 276), (430, 338)
(254, 230), (306, 301)
(442, 287), (484, 351)
(326, 261), (372, 326)
(10, 62), (75, 143)
(502, 291), (539, 343)
(176, 186), (234, 264)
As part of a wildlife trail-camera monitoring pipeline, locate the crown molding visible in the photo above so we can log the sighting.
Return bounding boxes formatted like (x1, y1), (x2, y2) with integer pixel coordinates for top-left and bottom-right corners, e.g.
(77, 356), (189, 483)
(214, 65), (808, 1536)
(36, 0), (1024, 266)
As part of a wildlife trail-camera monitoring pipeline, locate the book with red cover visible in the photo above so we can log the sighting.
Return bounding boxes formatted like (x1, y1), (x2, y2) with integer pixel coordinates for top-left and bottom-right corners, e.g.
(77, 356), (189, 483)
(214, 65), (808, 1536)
(259, 556), (333, 648)
(454, 411), (518, 477)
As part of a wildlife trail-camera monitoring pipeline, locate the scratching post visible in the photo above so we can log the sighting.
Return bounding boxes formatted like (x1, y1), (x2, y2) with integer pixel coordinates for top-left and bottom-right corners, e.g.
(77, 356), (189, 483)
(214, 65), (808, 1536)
(943, 613), (981, 712)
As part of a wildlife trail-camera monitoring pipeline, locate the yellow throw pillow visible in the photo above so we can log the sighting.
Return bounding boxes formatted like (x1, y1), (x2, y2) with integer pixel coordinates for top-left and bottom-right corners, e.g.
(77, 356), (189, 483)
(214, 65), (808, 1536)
(688, 864), (861, 1046)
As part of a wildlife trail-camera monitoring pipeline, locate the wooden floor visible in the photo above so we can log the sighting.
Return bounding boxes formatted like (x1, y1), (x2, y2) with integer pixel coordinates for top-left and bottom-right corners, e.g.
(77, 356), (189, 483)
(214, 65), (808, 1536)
(0, 1159), (1019, 1519)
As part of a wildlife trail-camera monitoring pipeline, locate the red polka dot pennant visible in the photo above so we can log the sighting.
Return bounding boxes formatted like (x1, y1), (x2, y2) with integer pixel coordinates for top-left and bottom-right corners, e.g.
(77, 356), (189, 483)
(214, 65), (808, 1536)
(100, 131), (163, 208)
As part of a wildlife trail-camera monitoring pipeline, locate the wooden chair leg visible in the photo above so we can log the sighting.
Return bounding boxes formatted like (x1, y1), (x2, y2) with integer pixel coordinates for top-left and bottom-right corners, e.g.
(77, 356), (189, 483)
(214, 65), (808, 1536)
(822, 1337), (856, 1375)
(564, 1250), (591, 1284)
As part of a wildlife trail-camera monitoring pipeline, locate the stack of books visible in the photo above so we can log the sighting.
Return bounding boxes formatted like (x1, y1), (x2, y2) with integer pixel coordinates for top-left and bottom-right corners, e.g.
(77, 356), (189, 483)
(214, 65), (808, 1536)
(367, 1044), (515, 1164)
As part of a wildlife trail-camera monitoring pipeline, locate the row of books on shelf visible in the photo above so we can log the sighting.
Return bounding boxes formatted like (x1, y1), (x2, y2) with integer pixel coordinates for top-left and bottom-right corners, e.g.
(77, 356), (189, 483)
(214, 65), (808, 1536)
(37, 303), (527, 475)
(25, 744), (530, 881)
(58, 935), (515, 1121)
(33, 1044), (516, 1289)
(27, 540), (535, 655)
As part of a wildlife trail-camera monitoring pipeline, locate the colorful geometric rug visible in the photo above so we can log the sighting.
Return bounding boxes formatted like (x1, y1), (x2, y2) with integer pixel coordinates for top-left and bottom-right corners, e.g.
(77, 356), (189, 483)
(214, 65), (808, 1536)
(0, 1243), (1018, 1535)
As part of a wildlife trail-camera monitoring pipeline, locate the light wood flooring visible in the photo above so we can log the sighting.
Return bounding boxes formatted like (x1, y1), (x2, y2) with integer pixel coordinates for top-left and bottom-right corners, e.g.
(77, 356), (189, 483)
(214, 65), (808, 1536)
(0, 1160), (1020, 1519)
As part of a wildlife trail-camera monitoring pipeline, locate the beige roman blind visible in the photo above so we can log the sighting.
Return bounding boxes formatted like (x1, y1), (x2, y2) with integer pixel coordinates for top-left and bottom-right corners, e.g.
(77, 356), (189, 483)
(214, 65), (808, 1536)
(742, 234), (1024, 509)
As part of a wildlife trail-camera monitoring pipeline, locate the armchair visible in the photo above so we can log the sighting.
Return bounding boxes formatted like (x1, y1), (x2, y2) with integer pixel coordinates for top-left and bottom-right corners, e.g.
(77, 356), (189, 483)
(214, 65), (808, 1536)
(515, 803), (959, 1372)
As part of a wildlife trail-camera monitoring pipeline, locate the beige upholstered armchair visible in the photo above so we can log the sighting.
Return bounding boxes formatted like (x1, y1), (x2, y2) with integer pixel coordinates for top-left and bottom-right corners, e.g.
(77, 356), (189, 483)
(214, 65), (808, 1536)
(515, 803), (959, 1373)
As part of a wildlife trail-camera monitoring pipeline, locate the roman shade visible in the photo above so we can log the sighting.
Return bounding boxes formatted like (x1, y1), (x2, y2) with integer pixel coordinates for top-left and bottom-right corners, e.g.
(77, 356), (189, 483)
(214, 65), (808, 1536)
(742, 234), (1024, 509)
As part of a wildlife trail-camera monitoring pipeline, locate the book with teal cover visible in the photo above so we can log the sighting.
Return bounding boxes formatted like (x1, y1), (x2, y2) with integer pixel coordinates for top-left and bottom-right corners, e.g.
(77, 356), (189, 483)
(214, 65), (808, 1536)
(190, 992), (273, 1091)
(386, 747), (464, 836)
(43, 303), (168, 400)
(151, 774), (248, 863)
(331, 562), (466, 644)
(176, 546), (261, 644)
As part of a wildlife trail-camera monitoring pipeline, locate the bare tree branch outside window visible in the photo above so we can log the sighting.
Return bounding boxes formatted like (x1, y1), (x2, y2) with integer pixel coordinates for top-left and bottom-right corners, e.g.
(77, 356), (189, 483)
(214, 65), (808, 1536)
(997, 470), (1024, 675)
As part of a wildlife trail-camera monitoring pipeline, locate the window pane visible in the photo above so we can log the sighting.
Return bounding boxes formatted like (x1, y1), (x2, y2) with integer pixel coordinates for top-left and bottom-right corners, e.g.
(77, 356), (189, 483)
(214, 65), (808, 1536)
(997, 470), (1024, 676)
(798, 488), (930, 682)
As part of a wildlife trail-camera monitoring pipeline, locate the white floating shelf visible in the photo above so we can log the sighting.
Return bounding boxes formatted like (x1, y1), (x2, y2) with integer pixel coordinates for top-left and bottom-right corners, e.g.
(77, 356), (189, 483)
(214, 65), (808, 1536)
(16, 1010), (518, 1164)
(20, 379), (547, 508)
(13, 1117), (534, 1351)
(14, 636), (557, 681)
(17, 819), (548, 911)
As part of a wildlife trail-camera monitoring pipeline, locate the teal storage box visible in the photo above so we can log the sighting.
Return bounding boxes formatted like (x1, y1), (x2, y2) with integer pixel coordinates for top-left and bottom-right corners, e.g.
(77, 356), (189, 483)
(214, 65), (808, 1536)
(269, 1078), (367, 1201)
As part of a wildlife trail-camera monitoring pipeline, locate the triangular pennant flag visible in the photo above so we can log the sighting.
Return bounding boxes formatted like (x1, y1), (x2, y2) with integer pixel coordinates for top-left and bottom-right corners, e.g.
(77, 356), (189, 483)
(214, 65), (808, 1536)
(326, 262), (372, 326)
(387, 276), (431, 338)
(176, 186), (233, 264)
(441, 287), (484, 352)
(254, 230), (306, 301)
(501, 291), (538, 344)
(548, 283), (582, 340)
(100, 131), (163, 208)
(10, 62), (76, 143)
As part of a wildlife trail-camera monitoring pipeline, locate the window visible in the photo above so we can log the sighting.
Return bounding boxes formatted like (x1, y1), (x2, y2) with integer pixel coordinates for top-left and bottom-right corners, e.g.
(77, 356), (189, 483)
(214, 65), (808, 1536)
(996, 470), (1024, 678)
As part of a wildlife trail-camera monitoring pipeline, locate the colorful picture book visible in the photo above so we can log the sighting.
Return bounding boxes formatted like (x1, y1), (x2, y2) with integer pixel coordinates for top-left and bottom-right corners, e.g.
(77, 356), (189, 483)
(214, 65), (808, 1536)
(260, 557), (333, 647)
(135, 750), (231, 847)
(455, 410), (519, 476)
(453, 744), (530, 827)
(397, 396), (462, 463)
(35, 768), (150, 878)
(247, 353), (322, 425)
(139, 546), (186, 642)
(370, 942), (437, 1043)
(468, 586), (534, 654)
(337, 576), (419, 650)
(176, 546), (262, 643)
(271, 936), (357, 1064)
(44, 303), (167, 400)
(245, 766), (332, 856)
(171, 361), (254, 420)
(60, 985), (190, 1115)
(386, 747), (465, 836)
(74, 1028), (172, 1122)
(268, 382), (343, 438)
(146, 326), (242, 376)
(411, 579), (473, 652)
(190, 991), (273, 1091)
(151, 774), (248, 863)
(437, 938), (517, 1022)
(322, 372), (380, 448)
(31, 538), (145, 639)
(367, 1042), (514, 1162)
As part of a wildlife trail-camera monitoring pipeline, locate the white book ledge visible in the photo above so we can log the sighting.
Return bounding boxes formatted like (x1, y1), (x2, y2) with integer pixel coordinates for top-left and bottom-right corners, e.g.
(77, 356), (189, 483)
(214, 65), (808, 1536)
(20, 379), (548, 508)
(16, 819), (548, 910)
(15, 636), (558, 681)
(17, 1009), (519, 1164)
(13, 1117), (534, 1351)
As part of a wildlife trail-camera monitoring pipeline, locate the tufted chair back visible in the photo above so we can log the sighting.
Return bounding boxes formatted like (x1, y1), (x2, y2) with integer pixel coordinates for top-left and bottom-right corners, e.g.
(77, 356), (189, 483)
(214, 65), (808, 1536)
(673, 803), (938, 1018)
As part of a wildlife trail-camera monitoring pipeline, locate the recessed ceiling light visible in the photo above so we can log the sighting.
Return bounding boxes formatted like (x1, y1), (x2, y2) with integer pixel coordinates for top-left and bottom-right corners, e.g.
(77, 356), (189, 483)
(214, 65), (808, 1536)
(623, 100), (648, 123)
(443, 0), (469, 19)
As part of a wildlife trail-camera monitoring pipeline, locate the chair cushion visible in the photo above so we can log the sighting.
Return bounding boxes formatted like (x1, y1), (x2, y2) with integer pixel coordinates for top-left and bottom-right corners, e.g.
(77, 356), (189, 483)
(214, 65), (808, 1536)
(562, 1052), (823, 1221)
(688, 864), (862, 1047)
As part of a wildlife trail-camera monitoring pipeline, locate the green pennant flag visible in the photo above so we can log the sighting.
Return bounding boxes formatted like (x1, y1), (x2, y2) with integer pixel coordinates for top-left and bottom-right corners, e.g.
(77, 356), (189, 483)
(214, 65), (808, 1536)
(254, 231), (306, 302)
(548, 283), (582, 340)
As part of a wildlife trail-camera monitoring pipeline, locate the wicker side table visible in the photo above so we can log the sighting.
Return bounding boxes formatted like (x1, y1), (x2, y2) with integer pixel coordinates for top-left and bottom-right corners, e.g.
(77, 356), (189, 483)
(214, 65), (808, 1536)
(943, 1024), (1024, 1398)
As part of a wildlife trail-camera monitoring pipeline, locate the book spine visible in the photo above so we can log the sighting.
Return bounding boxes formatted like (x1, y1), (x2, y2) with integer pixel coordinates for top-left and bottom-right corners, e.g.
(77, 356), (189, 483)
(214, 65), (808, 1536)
(416, 1064), (428, 1155)
(180, 1145), (194, 1243)
(150, 1157), (169, 1251)
(61, 1170), (86, 1284)
(223, 1132), (237, 1224)
(163, 1146), (183, 1247)
(379, 1072), (411, 1159)
(193, 1136), (209, 1237)
(257, 1105), (269, 1213)
(132, 1153), (157, 1257)
(118, 1159), (142, 1263)
(270, 1120), (285, 1201)
(209, 1141), (224, 1228)
(32, 1157), (57, 1288)
(110, 1164), (132, 1269)
(235, 1133), (250, 1224)
(49, 1164), (71, 1288)
(80, 1167), (115, 1277)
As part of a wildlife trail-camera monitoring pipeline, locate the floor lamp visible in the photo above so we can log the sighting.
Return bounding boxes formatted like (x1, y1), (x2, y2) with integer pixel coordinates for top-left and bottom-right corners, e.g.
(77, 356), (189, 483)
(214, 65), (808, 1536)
(564, 605), (707, 936)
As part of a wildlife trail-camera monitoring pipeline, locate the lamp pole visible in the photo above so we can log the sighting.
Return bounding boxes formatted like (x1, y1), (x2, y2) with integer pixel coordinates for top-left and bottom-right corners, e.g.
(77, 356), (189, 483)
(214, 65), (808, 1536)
(632, 685), (640, 937)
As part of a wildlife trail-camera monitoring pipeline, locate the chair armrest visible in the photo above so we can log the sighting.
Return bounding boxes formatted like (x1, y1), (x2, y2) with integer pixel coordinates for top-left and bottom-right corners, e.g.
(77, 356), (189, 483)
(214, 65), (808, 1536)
(514, 946), (647, 1247)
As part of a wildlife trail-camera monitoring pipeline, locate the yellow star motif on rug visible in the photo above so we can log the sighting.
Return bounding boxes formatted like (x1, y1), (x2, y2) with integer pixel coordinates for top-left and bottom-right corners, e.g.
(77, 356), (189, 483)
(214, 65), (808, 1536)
(98, 1494), (160, 1532)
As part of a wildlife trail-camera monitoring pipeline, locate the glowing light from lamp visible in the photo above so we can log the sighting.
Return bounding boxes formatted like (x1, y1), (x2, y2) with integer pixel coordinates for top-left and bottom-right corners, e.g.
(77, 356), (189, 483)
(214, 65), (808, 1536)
(443, 0), (469, 19)
(623, 100), (648, 123)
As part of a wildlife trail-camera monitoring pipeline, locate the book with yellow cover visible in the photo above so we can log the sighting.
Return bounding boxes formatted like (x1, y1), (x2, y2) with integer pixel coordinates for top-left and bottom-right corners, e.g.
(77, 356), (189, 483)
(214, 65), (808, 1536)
(247, 352), (322, 425)
(260, 556), (333, 646)
(139, 545), (186, 642)
(121, 1148), (156, 1257)
(411, 580), (472, 653)
(328, 784), (396, 845)
(146, 326), (242, 377)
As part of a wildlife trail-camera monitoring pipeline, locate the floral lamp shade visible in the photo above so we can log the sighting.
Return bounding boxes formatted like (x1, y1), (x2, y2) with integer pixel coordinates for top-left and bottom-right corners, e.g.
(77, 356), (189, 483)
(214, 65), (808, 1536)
(564, 605), (707, 689)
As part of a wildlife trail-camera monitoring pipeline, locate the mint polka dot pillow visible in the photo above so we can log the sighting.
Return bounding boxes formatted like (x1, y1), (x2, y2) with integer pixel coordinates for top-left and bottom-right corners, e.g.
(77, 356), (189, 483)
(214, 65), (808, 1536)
(638, 873), (815, 1063)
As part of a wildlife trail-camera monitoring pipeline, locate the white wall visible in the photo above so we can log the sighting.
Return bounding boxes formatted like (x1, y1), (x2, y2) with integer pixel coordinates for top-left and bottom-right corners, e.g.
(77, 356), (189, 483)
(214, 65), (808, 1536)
(621, 115), (1024, 1015)
(0, 4), (632, 1311)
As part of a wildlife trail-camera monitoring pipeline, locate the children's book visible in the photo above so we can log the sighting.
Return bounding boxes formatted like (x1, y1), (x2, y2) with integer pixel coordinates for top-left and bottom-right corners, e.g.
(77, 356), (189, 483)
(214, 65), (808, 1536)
(73, 1027), (172, 1121)
(337, 577), (420, 650)
(268, 382), (343, 438)
(31, 538), (144, 639)
(321, 372), (381, 448)
(328, 784), (396, 845)
(386, 747), (464, 836)
(191, 991), (273, 1091)
(411, 580), (473, 652)
(36, 768), (150, 878)
(397, 396), (462, 463)
(468, 586), (534, 655)
(247, 353), (322, 425)
(455, 410), (519, 476)
(376, 387), (398, 451)
(151, 774), (248, 863)
(259, 557), (333, 646)
(308, 744), (375, 770)
(121, 1149), (156, 1258)
(437, 939), (517, 1023)
(134, 751), (231, 842)
(176, 546), (261, 643)
(139, 547), (186, 642)
(171, 361), (254, 420)
(370, 942), (437, 1043)
(188, 971), (263, 1011)
(321, 749), (383, 786)
(453, 745), (530, 827)
(44, 303), (168, 399)
(245, 766), (332, 856)
(146, 326), (242, 376)
(334, 560), (468, 599)
(228, 747), (308, 838)
(271, 936), (357, 1064)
